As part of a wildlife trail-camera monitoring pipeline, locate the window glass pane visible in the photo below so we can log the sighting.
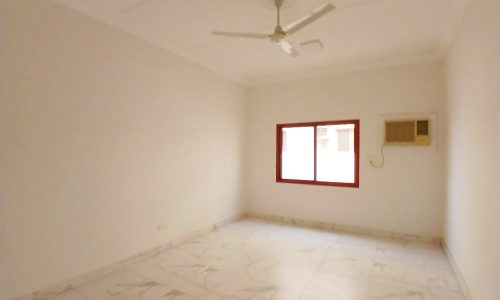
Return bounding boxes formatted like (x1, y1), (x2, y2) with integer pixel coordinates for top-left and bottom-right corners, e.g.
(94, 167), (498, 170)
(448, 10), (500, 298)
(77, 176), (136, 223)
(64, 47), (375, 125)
(316, 124), (355, 183)
(281, 127), (314, 180)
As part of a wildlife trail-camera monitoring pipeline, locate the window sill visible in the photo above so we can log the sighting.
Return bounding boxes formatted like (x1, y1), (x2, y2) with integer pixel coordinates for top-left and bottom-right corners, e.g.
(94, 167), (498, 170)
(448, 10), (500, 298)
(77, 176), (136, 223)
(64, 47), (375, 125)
(276, 178), (359, 188)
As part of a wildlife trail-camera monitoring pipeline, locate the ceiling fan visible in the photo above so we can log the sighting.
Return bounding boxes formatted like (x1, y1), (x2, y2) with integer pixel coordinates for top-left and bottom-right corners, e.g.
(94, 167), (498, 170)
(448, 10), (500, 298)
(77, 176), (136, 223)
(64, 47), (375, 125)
(213, 0), (335, 58)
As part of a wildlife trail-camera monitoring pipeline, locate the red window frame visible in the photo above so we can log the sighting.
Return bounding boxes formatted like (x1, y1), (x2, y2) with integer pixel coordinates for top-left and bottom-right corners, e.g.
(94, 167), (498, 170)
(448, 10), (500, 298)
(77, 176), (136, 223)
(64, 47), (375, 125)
(276, 119), (360, 188)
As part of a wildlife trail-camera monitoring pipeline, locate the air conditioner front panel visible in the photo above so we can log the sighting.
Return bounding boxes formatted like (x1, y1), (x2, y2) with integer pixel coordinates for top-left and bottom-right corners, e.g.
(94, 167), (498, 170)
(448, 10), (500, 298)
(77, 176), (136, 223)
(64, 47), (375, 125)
(384, 119), (430, 146)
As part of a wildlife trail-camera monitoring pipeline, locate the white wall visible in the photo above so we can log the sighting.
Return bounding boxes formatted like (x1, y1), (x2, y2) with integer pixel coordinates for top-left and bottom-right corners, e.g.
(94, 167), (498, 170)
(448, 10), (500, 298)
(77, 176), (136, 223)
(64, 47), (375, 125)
(3, 1), (498, 299)
(0, 1), (247, 299)
(247, 62), (446, 238)
(444, 0), (500, 299)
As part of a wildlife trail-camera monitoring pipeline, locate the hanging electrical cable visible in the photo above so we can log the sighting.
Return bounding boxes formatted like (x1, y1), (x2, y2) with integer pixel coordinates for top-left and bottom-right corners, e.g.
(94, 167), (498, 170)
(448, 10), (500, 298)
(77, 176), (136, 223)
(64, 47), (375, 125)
(369, 145), (385, 168)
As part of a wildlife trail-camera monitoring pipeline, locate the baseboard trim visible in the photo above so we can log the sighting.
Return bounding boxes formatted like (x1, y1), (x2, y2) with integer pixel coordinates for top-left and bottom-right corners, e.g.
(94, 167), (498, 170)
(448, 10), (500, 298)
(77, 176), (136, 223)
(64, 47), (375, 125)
(243, 212), (442, 245)
(12, 213), (244, 300)
(442, 240), (474, 300)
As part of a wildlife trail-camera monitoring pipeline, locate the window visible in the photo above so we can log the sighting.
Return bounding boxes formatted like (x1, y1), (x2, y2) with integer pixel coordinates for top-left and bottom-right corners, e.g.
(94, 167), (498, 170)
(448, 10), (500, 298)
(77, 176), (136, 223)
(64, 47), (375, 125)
(276, 120), (360, 187)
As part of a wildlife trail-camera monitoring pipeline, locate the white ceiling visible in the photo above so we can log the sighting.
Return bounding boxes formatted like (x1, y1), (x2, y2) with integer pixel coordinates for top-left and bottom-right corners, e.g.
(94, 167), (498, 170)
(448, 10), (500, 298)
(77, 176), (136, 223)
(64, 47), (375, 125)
(53, 0), (467, 85)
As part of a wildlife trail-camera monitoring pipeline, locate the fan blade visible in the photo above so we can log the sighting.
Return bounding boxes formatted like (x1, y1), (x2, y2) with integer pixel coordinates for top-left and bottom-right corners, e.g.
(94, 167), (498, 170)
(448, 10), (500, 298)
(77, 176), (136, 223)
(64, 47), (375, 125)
(278, 39), (299, 58)
(284, 3), (335, 35)
(212, 31), (269, 39)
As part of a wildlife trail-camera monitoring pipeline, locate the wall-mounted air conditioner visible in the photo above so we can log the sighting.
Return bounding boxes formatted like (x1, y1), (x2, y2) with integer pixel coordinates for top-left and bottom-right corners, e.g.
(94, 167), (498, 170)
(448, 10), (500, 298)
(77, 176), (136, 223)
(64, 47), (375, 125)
(384, 119), (430, 146)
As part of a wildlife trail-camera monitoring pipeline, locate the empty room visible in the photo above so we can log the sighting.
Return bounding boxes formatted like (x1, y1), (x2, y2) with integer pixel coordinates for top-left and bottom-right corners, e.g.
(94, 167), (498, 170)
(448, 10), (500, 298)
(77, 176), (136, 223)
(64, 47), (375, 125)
(1, 0), (498, 299)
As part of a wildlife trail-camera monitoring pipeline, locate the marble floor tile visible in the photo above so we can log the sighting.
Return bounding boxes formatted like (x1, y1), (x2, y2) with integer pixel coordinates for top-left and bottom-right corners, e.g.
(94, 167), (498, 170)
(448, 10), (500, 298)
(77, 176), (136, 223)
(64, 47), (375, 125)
(402, 264), (429, 287)
(371, 259), (408, 282)
(429, 287), (467, 300)
(245, 259), (316, 292)
(75, 270), (199, 300)
(319, 251), (374, 280)
(426, 269), (462, 292)
(131, 264), (229, 300)
(366, 281), (432, 300)
(33, 289), (88, 300)
(196, 231), (253, 251)
(275, 246), (329, 269)
(232, 280), (302, 300)
(76, 270), (147, 297)
(300, 272), (370, 300)
(32, 218), (465, 300)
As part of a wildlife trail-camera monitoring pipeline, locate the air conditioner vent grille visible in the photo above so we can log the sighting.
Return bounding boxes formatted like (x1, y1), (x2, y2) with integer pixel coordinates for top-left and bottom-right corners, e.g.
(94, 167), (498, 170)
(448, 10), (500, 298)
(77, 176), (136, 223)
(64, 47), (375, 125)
(386, 121), (415, 143)
(416, 120), (429, 135)
(384, 119), (430, 146)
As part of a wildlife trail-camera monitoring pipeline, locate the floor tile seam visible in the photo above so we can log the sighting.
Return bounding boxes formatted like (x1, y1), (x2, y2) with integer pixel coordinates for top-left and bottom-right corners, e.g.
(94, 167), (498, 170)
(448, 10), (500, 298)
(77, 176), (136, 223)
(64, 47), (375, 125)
(175, 253), (262, 298)
(365, 253), (380, 300)
(72, 268), (134, 298)
(370, 251), (428, 296)
(129, 265), (236, 300)
(73, 288), (91, 300)
(422, 260), (464, 294)
(210, 229), (260, 244)
(128, 264), (201, 294)
(366, 275), (431, 300)
(175, 245), (265, 276)
(74, 285), (115, 300)
(297, 245), (336, 300)
(368, 272), (434, 297)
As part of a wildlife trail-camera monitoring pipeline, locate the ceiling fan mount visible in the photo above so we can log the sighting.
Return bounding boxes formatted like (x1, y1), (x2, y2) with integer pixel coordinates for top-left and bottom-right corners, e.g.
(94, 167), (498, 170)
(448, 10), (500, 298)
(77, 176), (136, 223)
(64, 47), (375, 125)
(213, 0), (335, 58)
(275, 0), (285, 7)
(269, 27), (287, 43)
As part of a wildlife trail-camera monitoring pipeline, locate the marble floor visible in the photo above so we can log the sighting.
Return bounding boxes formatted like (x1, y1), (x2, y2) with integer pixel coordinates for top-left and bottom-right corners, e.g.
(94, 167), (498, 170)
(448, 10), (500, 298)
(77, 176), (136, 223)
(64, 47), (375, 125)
(37, 219), (465, 300)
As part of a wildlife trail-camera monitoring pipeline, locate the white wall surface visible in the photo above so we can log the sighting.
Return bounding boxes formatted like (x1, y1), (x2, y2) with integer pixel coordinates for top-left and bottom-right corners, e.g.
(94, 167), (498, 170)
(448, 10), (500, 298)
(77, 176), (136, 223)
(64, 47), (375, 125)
(444, 0), (500, 298)
(0, 1), (247, 299)
(247, 62), (446, 238)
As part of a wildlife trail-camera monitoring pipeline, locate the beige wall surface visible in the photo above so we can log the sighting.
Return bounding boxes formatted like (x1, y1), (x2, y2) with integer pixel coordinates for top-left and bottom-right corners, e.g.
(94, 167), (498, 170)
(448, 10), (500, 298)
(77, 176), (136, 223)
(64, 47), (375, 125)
(246, 62), (446, 238)
(444, 0), (500, 299)
(0, 1), (247, 299)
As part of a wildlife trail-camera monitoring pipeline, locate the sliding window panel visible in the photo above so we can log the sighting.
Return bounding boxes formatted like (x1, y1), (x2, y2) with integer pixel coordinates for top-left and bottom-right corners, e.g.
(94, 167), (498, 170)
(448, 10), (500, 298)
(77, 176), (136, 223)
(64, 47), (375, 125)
(281, 126), (315, 180)
(316, 124), (355, 183)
